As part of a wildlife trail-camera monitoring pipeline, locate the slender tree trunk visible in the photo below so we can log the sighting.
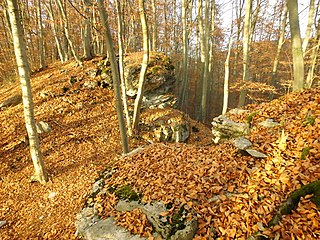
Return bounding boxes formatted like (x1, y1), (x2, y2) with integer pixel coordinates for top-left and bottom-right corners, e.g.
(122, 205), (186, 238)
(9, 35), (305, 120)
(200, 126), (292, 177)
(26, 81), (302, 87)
(200, 0), (211, 122)
(271, 4), (287, 98)
(45, 0), (67, 62)
(222, 31), (233, 115)
(116, 0), (132, 136)
(302, 0), (315, 55)
(238, 0), (252, 107)
(97, 0), (129, 154)
(287, 0), (304, 91)
(179, 0), (189, 112)
(132, 0), (149, 132)
(82, 0), (93, 60)
(37, 0), (46, 69)
(7, 0), (48, 184)
(151, 0), (157, 51)
(232, 0), (245, 83)
(56, 0), (83, 66)
(305, 18), (320, 88)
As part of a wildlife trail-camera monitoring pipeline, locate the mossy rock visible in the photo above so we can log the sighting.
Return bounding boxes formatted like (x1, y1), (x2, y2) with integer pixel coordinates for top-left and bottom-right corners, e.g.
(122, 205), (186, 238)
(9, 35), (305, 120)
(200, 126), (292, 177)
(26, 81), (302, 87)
(110, 185), (141, 202)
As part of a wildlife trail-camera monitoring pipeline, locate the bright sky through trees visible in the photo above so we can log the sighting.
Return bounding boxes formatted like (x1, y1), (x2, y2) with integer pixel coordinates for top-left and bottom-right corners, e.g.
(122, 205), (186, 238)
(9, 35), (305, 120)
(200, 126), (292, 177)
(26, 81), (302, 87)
(219, 0), (310, 38)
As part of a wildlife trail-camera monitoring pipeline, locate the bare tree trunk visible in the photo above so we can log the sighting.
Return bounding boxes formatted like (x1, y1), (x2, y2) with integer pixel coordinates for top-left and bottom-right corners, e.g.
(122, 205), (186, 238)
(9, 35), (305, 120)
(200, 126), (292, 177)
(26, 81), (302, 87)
(37, 0), (46, 69)
(151, 0), (157, 51)
(179, 0), (189, 112)
(97, 0), (129, 154)
(7, 0), (48, 184)
(45, 0), (67, 62)
(82, 0), (93, 60)
(305, 18), (320, 88)
(116, 0), (132, 136)
(200, 0), (211, 122)
(56, 0), (83, 66)
(232, 0), (245, 82)
(132, 0), (149, 132)
(222, 30), (233, 115)
(302, 0), (315, 55)
(271, 4), (287, 98)
(287, 0), (304, 91)
(238, 0), (252, 107)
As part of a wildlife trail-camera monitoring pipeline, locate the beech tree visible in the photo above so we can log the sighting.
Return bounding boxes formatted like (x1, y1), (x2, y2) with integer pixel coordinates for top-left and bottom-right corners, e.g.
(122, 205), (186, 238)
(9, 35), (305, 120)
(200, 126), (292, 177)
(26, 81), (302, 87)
(7, 0), (48, 184)
(97, 0), (129, 154)
(238, 0), (252, 107)
(287, 0), (304, 91)
(132, 0), (149, 132)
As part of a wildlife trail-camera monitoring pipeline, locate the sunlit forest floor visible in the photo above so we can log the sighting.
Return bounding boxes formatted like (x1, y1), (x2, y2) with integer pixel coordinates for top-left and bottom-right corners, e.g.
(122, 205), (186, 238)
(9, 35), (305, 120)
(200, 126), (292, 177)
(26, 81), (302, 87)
(0, 59), (319, 239)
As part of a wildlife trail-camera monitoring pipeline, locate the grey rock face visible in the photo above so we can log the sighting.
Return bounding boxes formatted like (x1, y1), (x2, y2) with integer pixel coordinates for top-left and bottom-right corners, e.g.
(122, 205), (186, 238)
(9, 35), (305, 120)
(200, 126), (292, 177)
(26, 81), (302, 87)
(245, 149), (268, 158)
(83, 218), (145, 240)
(153, 120), (189, 143)
(212, 115), (249, 143)
(170, 218), (198, 240)
(233, 137), (252, 150)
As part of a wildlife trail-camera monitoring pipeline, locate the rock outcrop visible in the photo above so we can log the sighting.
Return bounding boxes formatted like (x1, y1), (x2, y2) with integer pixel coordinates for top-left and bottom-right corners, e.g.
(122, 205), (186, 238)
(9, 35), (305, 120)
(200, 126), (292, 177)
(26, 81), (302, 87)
(86, 52), (176, 109)
(141, 108), (190, 143)
(76, 167), (198, 240)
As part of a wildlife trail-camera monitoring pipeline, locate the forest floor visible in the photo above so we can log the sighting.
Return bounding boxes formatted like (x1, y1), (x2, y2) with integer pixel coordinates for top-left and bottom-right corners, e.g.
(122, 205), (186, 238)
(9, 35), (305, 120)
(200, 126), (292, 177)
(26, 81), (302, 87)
(0, 59), (319, 239)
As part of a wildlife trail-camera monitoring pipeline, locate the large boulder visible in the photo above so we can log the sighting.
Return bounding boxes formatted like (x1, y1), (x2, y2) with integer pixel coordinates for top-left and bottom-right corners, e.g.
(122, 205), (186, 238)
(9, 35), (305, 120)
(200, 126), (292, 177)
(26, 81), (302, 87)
(141, 108), (190, 143)
(212, 115), (249, 143)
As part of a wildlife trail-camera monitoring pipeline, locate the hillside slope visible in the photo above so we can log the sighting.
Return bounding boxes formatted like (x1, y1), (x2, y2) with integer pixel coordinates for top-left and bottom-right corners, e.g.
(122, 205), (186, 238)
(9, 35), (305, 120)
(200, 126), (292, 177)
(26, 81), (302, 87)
(94, 89), (320, 239)
(0, 59), (210, 239)
(0, 59), (319, 239)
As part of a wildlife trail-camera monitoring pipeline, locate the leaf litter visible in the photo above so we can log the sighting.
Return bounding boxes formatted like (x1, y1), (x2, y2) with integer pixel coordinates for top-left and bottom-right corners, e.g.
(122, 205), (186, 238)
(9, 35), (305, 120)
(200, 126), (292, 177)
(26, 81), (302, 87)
(0, 59), (319, 239)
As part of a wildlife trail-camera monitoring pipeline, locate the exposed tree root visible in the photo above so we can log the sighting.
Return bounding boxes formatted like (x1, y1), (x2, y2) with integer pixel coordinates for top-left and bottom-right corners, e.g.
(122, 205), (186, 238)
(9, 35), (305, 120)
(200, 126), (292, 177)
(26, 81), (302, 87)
(247, 180), (320, 240)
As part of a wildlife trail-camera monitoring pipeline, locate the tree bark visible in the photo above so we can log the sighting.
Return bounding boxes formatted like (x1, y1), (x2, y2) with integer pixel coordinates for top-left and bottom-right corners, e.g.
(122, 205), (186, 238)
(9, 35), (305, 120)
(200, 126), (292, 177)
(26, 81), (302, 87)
(179, 0), (189, 112)
(37, 0), (46, 69)
(302, 0), (315, 55)
(7, 0), (48, 184)
(45, 0), (67, 62)
(82, 0), (93, 60)
(116, 0), (132, 136)
(222, 32), (233, 115)
(271, 4), (287, 99)
(56, 0), (83, 66)
(238, 0), (252, 107)
(132, 0), (149, 132)
(287, 0), (304, 91)
(97, 0), (129, 154)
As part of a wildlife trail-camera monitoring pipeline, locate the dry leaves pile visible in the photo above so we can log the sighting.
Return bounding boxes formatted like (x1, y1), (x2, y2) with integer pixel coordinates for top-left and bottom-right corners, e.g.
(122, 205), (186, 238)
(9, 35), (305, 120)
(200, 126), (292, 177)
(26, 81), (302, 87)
(99, 89), (320, 239)
(0, 57), (319, 240)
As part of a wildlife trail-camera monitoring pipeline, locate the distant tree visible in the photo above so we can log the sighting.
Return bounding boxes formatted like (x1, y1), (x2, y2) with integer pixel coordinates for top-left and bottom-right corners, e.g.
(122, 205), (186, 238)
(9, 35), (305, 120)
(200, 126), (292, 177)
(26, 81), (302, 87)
(56, 0), (83, 66)
(305, 14), (320, 88)
(82, 0), (93, 60)
(116, 0), (132, 136)
(178, 0), (189, 112)
(238, 0), (252, 107)
(97, 0), (129, 154)
(271, 3), (287, 98)
(45, 0), (67, 63)
(132, 0), (149, 132)
(287, 0), (304, 91)
(302, 0), (315, 55)
(37, 0), (46, 69)
(7, 0), (48, 184)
